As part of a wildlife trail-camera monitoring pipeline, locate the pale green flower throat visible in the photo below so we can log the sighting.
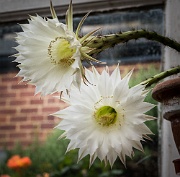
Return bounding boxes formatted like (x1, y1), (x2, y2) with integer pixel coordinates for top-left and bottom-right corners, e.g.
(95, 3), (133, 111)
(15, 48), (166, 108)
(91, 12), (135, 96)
(95, 106), (117, 126)
(48, 37), (76, 67)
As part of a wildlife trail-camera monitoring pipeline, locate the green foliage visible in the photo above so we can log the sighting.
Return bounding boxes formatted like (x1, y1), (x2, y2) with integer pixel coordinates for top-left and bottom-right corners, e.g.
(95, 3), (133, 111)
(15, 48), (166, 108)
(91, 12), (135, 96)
(0, 66), (159, 177)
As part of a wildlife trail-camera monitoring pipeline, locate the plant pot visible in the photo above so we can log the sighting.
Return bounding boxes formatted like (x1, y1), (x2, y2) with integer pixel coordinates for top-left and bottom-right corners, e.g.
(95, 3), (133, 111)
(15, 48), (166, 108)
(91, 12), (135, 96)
(152, 77), (180, 175)
(173, 159), (180, 175)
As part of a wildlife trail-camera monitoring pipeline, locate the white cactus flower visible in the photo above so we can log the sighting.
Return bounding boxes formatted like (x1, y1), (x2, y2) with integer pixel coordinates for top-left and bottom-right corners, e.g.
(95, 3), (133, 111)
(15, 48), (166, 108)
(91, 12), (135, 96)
(54, 65), (155, 167)
(14, 1), (100, 95)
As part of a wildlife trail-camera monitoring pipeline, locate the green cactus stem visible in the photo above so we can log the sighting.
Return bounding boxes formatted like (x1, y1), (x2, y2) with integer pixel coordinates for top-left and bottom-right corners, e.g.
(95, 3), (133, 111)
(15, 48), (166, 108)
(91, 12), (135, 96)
(83, 30), (180, 85)
(84, 29), (180, 55)
(141, 66), (180, 88)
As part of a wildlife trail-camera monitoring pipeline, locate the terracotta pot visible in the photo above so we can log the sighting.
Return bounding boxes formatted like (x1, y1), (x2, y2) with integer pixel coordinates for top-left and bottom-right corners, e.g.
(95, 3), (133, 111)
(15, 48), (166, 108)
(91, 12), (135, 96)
(152, 77), (180, 175)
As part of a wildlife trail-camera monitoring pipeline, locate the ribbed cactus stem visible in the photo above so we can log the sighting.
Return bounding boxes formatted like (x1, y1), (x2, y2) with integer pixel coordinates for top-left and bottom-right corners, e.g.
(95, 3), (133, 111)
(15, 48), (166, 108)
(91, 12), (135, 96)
(141, 66), (180, 88)
(84, 29), (180, 55)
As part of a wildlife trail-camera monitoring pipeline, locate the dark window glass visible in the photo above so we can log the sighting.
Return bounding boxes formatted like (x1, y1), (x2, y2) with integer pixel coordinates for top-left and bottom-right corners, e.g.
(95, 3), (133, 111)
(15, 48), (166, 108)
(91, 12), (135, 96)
(74, 8), (163, 65)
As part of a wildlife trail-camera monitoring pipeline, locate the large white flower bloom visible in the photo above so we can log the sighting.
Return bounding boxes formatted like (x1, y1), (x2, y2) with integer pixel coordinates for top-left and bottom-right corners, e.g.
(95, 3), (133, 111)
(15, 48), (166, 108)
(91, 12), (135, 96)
(14, 1), (100, 95)
(54, 66), (155, 167)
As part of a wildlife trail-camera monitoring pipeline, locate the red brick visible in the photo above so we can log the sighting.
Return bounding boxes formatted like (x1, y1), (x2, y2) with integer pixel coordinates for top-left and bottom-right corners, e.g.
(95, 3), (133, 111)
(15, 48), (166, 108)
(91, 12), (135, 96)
(31, 116), (44, 121)
(2, 77), (18, 82)
(42, 107), (59, 113)
(11, 84), (28, 89)
(0, 109), (16, 114)
(10, 117), (27, 122)
(0, 134), (6, 138)
(0, 118), (6, 122)
(10, 100), (27, 105)
(30, 132), (43, 137)
(20, 92), (34, 97)
(0, 141), (14, 147)
(0, 93), (16, 98)
(47, 115), (55, 120)
(21, 141), (32, 146)
(0, 125), (16, 130)
(30, 100), (43, 104)
(41, 123), (54, 129)
(9, 133), (27, 138)
(0, 86), (8, 90)
(20, 124), (36, 129)
(21, 108), (38, 113)
(48, 98), (57, 103)
(0, 101), (6, 106)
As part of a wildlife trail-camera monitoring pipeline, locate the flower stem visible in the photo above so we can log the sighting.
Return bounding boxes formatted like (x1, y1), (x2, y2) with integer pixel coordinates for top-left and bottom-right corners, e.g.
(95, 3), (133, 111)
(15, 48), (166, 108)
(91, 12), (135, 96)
(140, 66), (180, 88)
(85, 29), (180, 55)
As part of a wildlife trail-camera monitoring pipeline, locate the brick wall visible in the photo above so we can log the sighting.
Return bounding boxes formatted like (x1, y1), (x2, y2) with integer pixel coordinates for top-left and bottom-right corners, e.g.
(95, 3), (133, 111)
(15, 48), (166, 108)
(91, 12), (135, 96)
(0, 73), (67, 149)
(0, 62), (160, 149)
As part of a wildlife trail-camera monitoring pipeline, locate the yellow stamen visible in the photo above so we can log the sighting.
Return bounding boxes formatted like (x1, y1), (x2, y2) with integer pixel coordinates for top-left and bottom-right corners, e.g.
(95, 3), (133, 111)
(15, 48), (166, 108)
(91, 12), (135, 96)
(94, 106), (117, 127)
(48, 37), (75, 67)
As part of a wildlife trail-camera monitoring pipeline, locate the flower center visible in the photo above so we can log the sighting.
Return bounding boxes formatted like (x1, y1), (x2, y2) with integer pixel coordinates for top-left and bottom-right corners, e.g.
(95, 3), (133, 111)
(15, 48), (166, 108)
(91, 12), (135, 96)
(94, 106), (117, 127)
(48, 37), (76, 67)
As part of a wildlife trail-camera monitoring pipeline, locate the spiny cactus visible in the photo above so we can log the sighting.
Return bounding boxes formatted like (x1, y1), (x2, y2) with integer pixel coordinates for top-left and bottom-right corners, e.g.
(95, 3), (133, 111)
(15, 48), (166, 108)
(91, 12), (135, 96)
(84, 29), (180, 56)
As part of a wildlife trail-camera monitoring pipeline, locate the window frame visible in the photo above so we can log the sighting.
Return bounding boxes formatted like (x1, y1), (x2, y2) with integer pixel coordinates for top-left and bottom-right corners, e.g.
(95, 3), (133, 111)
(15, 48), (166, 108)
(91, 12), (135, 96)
(0, 0), (164, 23)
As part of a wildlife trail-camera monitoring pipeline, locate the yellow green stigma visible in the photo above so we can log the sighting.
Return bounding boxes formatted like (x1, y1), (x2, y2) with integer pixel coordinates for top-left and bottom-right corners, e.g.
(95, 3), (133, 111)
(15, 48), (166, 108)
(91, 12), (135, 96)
(48, 37), (75, 67)
(95, 106), (117, 126)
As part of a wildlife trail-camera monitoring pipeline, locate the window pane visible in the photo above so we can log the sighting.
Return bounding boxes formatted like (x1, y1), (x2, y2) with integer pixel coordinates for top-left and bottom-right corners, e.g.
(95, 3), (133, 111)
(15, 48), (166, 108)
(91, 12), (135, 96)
(74, 8), (163, 65)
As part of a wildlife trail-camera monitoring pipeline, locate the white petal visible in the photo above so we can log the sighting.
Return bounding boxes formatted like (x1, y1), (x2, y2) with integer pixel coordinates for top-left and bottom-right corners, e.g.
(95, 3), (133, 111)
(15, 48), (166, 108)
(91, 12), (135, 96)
(132, 140), (144, 152)
(89, 153), (97, 167)
(106, 149), (117, 167)
(112, 70), (133, 103)
(98, 69), (114, 97)
(78, 146), (89, 162)
(110, 64), (121, 87)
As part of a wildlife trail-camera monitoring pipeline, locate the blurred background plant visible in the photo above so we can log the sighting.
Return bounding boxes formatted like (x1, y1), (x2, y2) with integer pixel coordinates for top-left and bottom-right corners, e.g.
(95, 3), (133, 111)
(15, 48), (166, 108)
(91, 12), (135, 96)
(7, 155), (31, 170)
(6, 155), (31, 177)
(0, 66), (158, 177)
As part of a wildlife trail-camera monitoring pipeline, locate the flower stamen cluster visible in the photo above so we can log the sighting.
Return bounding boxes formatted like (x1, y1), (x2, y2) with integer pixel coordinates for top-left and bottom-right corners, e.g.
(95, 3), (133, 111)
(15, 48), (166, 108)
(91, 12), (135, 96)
(94, 106), (117, 127)
(48, 37), (75, 67)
